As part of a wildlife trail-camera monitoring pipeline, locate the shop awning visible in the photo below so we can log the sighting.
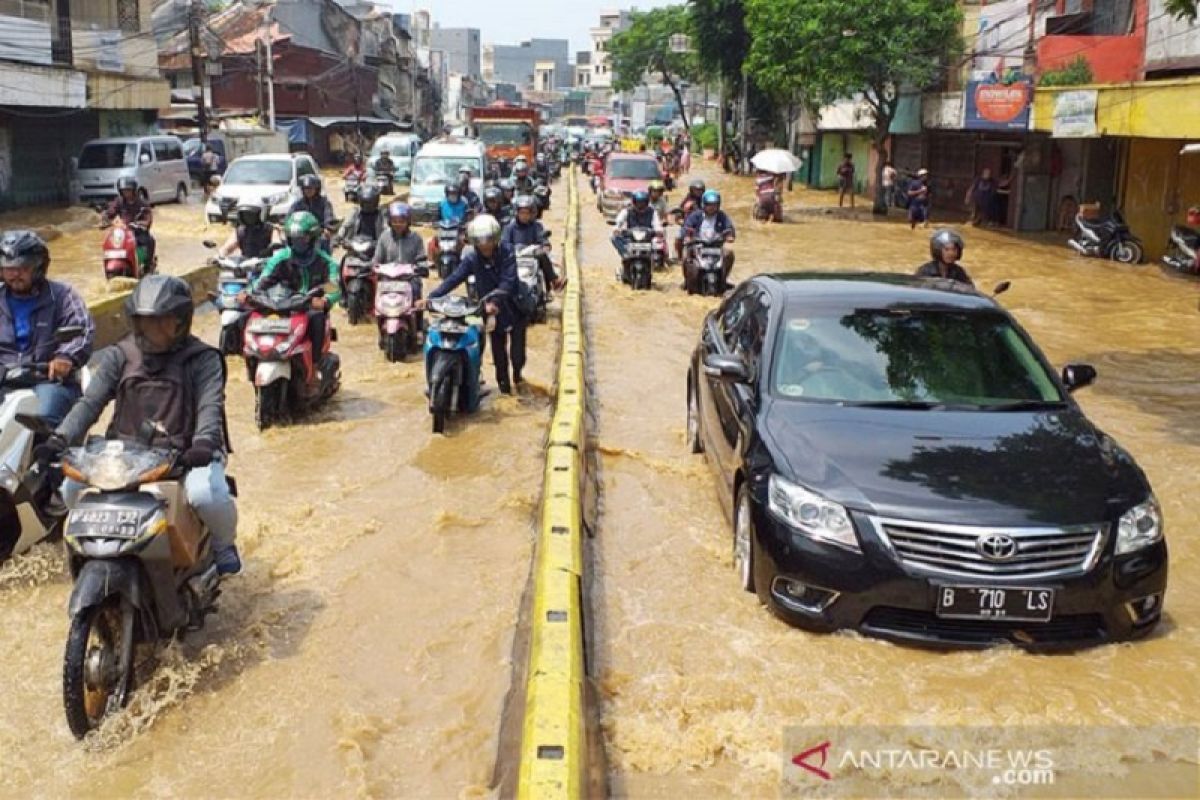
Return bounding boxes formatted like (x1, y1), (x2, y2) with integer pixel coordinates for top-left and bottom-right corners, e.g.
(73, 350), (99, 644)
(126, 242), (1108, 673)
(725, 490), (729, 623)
(307, 116), (407, 129)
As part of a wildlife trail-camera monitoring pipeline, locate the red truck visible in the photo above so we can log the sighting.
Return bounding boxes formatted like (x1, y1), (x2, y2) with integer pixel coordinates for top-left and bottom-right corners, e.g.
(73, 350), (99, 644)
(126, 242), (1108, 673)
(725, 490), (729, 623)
(468, 104), (539, 178)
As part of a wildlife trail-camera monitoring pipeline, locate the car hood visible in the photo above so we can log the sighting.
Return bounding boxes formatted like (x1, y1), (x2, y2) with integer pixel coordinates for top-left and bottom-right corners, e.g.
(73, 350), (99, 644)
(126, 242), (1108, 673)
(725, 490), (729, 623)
(214, 184), (290, 201)
(604, 177), (650, 192)
(761, 402), (1148, 527)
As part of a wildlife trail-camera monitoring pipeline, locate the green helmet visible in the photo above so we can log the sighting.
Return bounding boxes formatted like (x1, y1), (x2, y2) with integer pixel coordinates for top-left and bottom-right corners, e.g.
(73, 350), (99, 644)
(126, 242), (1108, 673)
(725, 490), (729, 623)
(284, 211), (321, 262)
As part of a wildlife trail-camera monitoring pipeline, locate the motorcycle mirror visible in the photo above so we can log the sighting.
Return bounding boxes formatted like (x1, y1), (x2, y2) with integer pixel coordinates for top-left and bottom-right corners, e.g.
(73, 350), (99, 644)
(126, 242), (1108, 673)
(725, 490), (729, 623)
(54, 325), (84, 342)
(14, 412), (51, 435)
(543, 231), (553, 240)
(202, 240), (218, 249)
(992, 281), (1011, 297)
(415, 265), (430, 278)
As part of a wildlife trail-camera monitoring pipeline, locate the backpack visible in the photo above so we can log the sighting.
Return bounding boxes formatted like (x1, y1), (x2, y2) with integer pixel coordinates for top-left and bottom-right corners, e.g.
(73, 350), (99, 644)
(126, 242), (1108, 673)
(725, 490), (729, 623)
(513, 278), (538, 322)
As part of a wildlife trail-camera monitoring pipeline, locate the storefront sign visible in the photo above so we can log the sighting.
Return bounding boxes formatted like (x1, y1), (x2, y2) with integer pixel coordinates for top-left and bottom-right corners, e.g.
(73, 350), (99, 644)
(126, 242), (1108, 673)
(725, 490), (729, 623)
(965, 79), (1032, 130)
(1052, 90), (1099, 138)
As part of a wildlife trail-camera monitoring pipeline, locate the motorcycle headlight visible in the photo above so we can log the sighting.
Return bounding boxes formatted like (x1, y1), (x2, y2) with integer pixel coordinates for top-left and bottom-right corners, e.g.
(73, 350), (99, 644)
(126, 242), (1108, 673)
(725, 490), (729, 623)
(1116, 496), (1163, 555)
(0, 465), (19, 495)
(767, 474), (859, 551)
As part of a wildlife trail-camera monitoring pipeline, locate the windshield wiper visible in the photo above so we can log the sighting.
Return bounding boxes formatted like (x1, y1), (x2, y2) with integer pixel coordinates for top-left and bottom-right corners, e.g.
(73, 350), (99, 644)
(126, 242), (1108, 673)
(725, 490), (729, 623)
(979, 400), (1066, 411)
(847, 400), (944, 410)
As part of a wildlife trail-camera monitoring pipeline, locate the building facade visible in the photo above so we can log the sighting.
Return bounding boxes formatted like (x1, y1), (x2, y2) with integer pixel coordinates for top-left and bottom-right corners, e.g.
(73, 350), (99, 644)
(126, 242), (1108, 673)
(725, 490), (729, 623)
(430, 27), (480, 79)
(490, 39), (571, 89)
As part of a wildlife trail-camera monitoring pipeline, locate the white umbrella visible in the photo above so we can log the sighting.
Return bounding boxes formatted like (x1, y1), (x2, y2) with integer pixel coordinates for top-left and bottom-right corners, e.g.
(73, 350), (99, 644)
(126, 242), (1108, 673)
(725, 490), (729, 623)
(751, 148), (803, 173)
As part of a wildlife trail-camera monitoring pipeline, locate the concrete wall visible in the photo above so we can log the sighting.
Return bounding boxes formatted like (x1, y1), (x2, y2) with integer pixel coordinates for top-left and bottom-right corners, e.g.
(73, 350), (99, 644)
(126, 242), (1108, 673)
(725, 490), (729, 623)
(492, 39), (571, 89)
(430, 27), (480, 78)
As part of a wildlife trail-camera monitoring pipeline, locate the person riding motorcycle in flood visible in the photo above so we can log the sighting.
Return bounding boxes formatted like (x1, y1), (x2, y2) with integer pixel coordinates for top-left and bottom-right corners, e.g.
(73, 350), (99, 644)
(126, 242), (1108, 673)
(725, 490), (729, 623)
(374, 202), (428, 267)
(457, 167), (481, 212)
(612, 189), (664, 260)
(499, 177), (518, 213)
(674, 178), (706, 261)
(503, 195), (565, 293)
(343, 153), (367, 184)
(482, 186), (511, 226)
(915, 228), (974, 286)
(290, 175), (337, 253)
(647, 179), (669, 221)
(335, 185), (383, 244)
(0, 230), (94, 426)
(217, 201), (277, 259)
(682, 190), (736, 289)
(41, 274), (241, 574)
(101, 176), (156, 267)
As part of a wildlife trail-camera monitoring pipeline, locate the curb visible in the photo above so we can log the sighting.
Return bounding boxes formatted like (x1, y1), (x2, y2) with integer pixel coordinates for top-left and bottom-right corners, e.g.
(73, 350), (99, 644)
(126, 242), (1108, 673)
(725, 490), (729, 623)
(87, 265), (218, 348)
(517, 166), (588, 799)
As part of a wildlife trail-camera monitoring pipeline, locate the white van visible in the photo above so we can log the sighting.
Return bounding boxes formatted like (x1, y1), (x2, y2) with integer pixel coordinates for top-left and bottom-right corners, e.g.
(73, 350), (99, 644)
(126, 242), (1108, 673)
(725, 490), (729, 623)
(407, 137), (488, 222)
(204, 152), (321, 223)
(74, 135), (191, 206)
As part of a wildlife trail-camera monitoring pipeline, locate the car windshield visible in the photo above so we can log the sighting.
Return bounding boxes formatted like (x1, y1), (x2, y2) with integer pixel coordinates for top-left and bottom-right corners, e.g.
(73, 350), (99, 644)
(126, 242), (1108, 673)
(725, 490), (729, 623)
(222, 160), (292, 185)
(79, 143), (136, 169)
(771, 307), (1064, 407)
(412, 157), (480, 185)
(371, 139), (412, 158)
(477, 124), (532, 146)
(607, 159), (660, 180)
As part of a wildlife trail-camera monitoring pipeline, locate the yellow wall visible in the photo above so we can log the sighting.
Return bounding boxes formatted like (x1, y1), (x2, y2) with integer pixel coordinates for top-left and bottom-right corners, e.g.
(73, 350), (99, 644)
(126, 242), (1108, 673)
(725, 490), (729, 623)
(1122, 139), (1178, 260)
(1034, 78), (1200, 139)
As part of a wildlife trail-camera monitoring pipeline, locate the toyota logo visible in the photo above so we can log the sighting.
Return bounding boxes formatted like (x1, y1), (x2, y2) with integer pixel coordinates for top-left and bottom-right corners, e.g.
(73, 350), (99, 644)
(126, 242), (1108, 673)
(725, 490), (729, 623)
(977, 533), (1018, 561)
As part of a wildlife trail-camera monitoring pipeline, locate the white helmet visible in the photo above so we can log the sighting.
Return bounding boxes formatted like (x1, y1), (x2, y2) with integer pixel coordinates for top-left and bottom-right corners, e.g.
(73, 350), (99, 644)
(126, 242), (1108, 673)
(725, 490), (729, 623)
(467, 214), (501, 244)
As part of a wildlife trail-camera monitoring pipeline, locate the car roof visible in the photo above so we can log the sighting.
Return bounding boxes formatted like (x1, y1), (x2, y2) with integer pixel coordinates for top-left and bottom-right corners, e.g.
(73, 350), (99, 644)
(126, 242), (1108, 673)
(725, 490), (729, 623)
(755, 272), (1000, 311)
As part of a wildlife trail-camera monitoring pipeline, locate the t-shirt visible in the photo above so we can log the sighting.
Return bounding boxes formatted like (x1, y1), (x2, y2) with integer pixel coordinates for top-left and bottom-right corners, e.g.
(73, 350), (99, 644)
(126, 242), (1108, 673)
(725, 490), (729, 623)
(7, 293), (39, 353)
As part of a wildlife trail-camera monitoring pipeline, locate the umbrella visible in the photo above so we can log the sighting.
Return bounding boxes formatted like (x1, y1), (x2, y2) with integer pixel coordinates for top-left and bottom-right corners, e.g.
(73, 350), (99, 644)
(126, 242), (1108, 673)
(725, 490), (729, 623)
(751, 148), (803, 173)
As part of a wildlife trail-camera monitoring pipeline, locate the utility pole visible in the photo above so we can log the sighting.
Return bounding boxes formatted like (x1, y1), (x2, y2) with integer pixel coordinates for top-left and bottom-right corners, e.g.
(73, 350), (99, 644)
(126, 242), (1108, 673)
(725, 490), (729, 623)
(188, 0), (209, 142)
(264, 3), (276, 129)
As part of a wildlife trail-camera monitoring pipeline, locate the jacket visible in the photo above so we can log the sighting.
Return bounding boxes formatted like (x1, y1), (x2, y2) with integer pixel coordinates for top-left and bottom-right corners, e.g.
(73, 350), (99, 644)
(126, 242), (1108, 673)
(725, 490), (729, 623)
(0, 280), (94, 369)
(502, 219), (546, 249)
(436, 198), (470, 225)
(683, 209), (735, 241)
(428, 243), (520, 329)
(915, 260), (974, 286)
(289, 195), (336, 230)
(373, 229), (427, 266)
(104, 196), (152, 228)
(253, 247), (343, 304)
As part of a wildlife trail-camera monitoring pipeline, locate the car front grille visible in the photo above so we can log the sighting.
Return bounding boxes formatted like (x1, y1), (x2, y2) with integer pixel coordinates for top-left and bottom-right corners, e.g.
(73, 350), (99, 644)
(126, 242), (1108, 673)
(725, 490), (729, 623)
(872, 517), (1105, 579)
(218, 197), (238, 214)
(861, 607), (1107, 646)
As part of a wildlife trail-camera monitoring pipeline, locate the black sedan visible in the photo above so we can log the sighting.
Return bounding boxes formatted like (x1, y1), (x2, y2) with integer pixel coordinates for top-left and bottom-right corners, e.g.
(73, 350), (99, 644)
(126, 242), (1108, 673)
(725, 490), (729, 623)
(687, 273), (1167, 649)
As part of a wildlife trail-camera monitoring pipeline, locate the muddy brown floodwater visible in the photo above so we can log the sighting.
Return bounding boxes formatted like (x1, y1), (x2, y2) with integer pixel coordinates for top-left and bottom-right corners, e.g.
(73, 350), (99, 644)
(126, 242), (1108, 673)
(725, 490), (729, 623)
(583, 165), (1200, 797)
(0, 176), (566, 797)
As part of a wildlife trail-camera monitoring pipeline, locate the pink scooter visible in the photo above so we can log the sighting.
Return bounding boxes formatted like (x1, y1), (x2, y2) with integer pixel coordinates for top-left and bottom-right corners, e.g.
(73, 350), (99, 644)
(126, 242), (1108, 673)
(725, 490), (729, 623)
(373, 261), (429, 362)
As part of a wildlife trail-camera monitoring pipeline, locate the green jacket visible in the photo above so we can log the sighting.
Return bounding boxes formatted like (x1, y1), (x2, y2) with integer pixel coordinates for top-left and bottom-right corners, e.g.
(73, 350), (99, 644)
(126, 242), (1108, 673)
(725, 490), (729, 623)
(252, 246), (342, 305)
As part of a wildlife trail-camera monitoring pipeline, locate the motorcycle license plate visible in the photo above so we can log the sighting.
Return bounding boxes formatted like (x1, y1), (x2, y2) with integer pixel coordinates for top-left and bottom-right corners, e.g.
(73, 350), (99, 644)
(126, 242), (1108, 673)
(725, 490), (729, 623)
(104, 249), (128, 259)
(628, 244), (653, 254)
(935, 585), (1055, 622)
(378, 280), (410, 294)
(68, 508), (141, 538)
(249, 318), (291, 334)
(437, 321), (469, 334)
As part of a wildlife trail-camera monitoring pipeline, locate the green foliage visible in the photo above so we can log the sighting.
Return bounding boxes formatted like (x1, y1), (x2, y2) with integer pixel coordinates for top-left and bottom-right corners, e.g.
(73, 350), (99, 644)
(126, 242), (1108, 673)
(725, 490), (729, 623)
(688, 0), (750, 86)
(608, 6), (700, 94)
(1164, 0), (1197, 20)
(1038, 56), (1094, 87)
(690, 122), (719, 151)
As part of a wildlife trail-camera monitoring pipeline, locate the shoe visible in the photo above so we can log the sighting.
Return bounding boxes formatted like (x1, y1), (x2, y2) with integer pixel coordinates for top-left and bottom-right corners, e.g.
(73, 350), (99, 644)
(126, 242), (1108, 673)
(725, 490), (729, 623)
(498, 381), (513, 395)
(513, 371), (524, 384)
(214, 545), (242, 576)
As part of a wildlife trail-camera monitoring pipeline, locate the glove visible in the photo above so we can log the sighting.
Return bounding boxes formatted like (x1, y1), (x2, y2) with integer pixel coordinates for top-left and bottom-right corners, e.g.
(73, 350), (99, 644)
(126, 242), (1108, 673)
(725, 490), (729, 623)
(180, 442), (215, 469)
(32, 434), (67, 470)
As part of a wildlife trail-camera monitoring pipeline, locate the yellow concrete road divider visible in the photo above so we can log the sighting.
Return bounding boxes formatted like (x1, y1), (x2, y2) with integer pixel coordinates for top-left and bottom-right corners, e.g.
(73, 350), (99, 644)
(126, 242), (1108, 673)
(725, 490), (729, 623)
(87, 265), (218, 348)
(518, 166), (589, 799)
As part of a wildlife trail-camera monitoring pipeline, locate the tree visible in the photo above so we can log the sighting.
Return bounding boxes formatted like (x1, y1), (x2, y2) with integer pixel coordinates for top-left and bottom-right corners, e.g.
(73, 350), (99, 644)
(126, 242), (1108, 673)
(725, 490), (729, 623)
(1165, 0), (1197, 21)
(688, 0), (750, 155)
(608, 6), (701, 131)
(745, 0), (962, 213)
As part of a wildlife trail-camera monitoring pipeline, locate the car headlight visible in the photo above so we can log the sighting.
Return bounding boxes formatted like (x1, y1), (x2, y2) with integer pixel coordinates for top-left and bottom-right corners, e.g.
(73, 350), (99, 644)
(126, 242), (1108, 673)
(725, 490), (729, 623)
(265, 192), (289, 206)
(767, 474), (859, 551)
(1116, 496), (1163, 555)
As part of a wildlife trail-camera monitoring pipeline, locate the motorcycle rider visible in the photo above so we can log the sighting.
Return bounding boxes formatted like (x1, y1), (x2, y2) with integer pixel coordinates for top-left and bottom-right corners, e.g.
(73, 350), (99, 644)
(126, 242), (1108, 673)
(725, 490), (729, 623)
(499, 177), (518, 211)
(513, 160), (535, 194)
(482, 186), (511, 226)
(429, 184), (471, 262)
(0, 230), (94, 426)
(217, 201), (277, 259)
(290, 175), (337, 253)
(335, 184), (383, 244)
(916, 228), (974, 286)
(647, 179), (669, 221)
(343, 153), (367, 184)
(43, 274), (241, 575)
(101, 177), (156, 268)
(420, 215), (525, 394)
(373, 202), (429, 329)
(375, 150), (396, 183)
(246, 211), (341, 365)
(674, 179), (706, 261)
(682, 190), (736, 290)
(502, 195), (565, 292)
(611, 189), (664, 261)
(457, 167), (481, 211)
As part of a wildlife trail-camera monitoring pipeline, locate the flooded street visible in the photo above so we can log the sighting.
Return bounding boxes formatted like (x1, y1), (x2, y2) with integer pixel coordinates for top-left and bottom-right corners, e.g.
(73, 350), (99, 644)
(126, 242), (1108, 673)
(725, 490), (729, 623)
(0, 178), (565, 796)
(582, 165), (1200, 797)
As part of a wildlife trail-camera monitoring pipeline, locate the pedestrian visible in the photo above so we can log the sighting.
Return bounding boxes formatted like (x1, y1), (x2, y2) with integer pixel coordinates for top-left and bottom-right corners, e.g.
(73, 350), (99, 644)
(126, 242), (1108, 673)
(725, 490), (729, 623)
(882, 161), (898, 207)
(907, 168), (932, 230)
(199, 145), (220, 199)
(329, 129), (346, 166)
(679, 142), (691, 174)
(966, 167), (997, 226)
(837, 153), (856, 208)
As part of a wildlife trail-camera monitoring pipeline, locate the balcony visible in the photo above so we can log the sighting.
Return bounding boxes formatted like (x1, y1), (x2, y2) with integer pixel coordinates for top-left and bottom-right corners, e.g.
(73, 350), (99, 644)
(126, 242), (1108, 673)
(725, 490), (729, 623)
(1036, 0), (1146, 83)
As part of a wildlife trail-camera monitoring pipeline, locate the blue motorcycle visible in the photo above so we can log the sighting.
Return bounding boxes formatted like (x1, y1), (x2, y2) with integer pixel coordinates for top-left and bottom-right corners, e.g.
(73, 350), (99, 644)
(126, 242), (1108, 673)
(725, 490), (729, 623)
(424, 294), (484, 434)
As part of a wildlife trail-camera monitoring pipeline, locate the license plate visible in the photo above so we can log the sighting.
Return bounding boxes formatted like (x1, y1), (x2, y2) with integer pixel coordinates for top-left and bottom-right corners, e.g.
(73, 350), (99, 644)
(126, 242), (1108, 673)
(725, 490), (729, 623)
(936, 585), (1055, 622)
(68, 509), (141, 538)
(249, 318), (291, 334)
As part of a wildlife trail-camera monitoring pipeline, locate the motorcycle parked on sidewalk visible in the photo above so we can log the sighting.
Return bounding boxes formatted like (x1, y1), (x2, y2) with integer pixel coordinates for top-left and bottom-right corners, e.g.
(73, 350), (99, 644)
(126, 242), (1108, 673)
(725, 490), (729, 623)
(1068, 208), (1144, 264)
(375, 261), (428, 362)
(424, 295), (484, 434)
(1161, 207), (1200, 275)
(49, 426), (228, 738)
(516, 239), (551, 323)
(620, 227), (656, 291)
(339, 235), (377, 325)
(99, 218), (154, 280)
(242, 286), (340, 430)
(432, 221), (464, 279)
(686, 234), (727, 297)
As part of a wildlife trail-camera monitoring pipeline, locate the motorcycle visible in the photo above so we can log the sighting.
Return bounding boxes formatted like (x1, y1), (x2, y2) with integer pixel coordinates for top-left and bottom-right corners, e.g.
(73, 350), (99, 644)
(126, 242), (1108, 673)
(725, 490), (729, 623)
(339, 234), (377, 325)
(686, 234), (727, 297)
(424, 295), (485, 435)
(1068, 208), (1144, 264)
(754, 182), (782, 222)
(100, 217), (154, 280)
(202, 242), (267, 356)
(516, 238), (551, 324)
(1161, 208), (1200, 275)
(50, 426), (227, 738)
(343, 172), (362, 203)
(620, 227), (656, 291)
(374, 261), (428, 362)
(533, 181), (551, 218)
(432, 220), (463, 279)
(242, 286), (340, 430)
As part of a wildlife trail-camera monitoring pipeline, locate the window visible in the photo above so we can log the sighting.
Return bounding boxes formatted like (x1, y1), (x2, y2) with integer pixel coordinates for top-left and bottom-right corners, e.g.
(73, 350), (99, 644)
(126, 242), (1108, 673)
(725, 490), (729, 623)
(719, 290), (750, 349)
(138, 143), (153, 164)
(153, 140), (171, 162)
(117, 0), (139, 33)
(78, 142), (136, 169)
(166, 140), (184, 161)
(223, 160), (293, 185)
(295, 158), (316, 178)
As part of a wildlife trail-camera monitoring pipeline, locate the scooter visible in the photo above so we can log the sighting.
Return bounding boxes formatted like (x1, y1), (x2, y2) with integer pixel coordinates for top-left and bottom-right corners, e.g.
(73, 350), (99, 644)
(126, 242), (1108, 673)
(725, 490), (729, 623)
(202, 242), (267, 356)
(432, 220), (463, 279)
(47, 421), (228, 738)
(339, 234), (377, 325)
(1162, 207), (1200, 275)
(424, 294), (484, 434)
(686, 234), (727, 297)
(100, 217), (154, 280)
(375, 261), (429, 362)
(620, 227), (656, 291)
(516, 240), (551, 323)
(242, 286), (340, 430)
(1068, 209), (1144, 264)
(343, 173), (362, 203)
(533, 180), (552, 218)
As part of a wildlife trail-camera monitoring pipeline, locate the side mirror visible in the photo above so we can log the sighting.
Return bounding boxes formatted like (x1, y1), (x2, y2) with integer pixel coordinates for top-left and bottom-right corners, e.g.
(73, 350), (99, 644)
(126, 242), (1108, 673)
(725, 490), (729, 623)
(415, 264), (430, 278)
(992, 280), (1011, 297)
(543, 231), (553, 240)
(703, 353), (750, 383)
(1062, 363), (1097, 392)
(54, 325), (84, 342)
(14, 412), (52, 436)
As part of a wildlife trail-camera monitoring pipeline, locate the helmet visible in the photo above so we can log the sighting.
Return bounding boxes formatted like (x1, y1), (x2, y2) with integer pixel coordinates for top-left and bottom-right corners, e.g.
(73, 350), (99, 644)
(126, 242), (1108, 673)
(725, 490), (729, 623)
(235, 201), (266, 228)
(648, 179), (665, 194)
(386, 201), (412, 222)
(458, 166), (472, 177)
(514, 194), (536, 212)
(631, 189), (649, 207)
(701, 190), (721, 207)
(483, 186), (503, 207)
(445, 184), (461, 199)
(117, 176), (139, 195)
(515, 162), (530, 177)
(499, 178), (516, 195)
(298, 174), (322, 195)
(283, 211), (322, 263)
(930, 228), (965, 261)
(535, 153), (546, 164)
(358, 185), (381, 213)
(0, 229), (50, 281)
(466, 214), (502, 245)
(124, 274), (194, 354)
(688, 178), (705, 194)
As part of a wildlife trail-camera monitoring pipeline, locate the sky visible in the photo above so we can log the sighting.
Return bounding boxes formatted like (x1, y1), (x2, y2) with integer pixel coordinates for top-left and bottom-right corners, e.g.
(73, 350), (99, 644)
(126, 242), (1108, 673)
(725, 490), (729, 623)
(382, 0), (676, 59)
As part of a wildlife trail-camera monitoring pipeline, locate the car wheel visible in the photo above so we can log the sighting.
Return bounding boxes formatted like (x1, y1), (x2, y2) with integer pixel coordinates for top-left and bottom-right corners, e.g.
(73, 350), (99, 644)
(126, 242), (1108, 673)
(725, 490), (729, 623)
(734, 484), (755, 593)
(687, 375), (703, 454)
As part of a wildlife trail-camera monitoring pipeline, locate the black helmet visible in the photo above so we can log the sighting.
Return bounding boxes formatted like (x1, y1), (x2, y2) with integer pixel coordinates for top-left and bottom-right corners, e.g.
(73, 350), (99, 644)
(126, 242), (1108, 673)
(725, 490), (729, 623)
(125, 274), (194, 353)
(117, 176), (139, 194)
(930, 228), (965, 261)
(514, 194), (536, 212)
(236, 201), (266, 228)
(298, 174), (322, 195)
(483, 186), (503, 207)
(0, 229), (50, 281)
(445, 184), (461, 199)
(358, 185), (381, 213)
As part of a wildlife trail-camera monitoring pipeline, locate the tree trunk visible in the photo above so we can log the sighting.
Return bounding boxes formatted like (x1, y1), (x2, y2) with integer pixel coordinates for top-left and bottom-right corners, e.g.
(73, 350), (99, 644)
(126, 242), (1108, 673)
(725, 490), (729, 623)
(872, 130), (891, 216)
(717, 77), (726, 159)
(663, 73), (691, 132)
